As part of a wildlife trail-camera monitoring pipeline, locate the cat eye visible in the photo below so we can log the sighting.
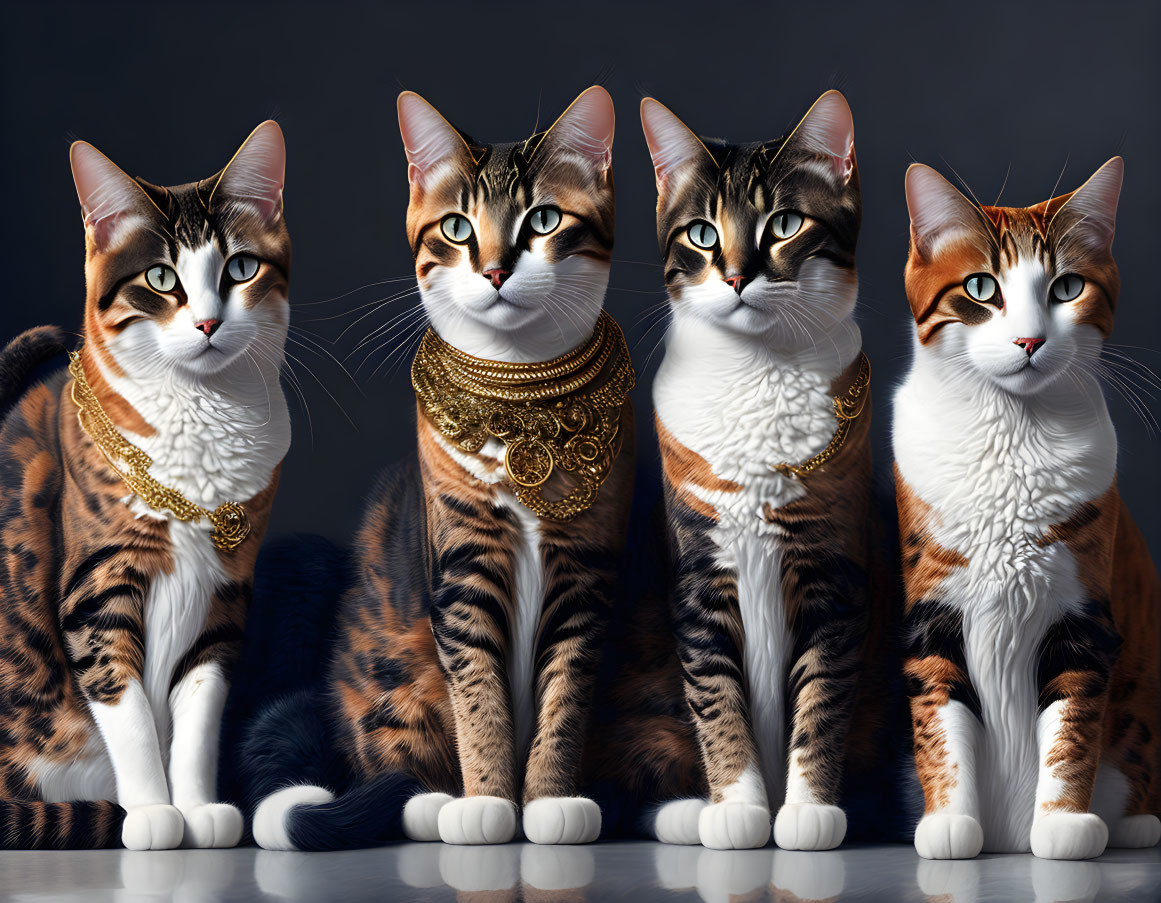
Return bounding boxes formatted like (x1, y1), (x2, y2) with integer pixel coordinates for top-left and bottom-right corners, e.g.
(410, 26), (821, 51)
(964, 273), (999, 304)
(226, 254), (260, 283)
(145, 265), (178, 293)
(440, 214), (473, 244)
(1051, 274), (1085, 303)
(769, 211), (804, 240)
(528, 206), (562, 235)
(687, 221), (718, 249)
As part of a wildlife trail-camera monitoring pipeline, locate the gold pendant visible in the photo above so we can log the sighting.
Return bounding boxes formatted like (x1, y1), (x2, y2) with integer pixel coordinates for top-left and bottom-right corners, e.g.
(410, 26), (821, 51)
(209, 502), (251, 552)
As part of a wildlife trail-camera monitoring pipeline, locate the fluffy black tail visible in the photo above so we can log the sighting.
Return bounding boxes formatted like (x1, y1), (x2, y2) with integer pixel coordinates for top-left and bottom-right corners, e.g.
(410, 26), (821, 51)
(0, 325), (69, 423)
(0, 799), (124, 849)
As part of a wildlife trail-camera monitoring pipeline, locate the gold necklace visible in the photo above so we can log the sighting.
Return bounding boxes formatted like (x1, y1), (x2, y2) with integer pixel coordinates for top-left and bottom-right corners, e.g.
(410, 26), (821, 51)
(67, 351), (250, 551)
(412, 311), (635, 522)
(770, 352), (871, 479)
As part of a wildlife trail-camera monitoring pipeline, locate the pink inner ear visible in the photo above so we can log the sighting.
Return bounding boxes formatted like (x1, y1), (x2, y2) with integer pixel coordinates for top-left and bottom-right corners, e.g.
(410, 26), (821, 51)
(640, 99), (703, 190)
(216, 121), (286, 221)
(546, 87), (615, 171)
(797, 92), (855, 182)
(397, 93), (466, 188)
(69, 142), (147, 248)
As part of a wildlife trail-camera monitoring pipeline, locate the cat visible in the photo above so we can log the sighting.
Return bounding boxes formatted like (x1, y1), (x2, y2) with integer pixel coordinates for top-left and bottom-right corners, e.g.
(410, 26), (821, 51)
(245, 86), (633, 850)
(0, 122), (291, 850)
(587, 90), (887, 852)
(895, 157), (1161, 860)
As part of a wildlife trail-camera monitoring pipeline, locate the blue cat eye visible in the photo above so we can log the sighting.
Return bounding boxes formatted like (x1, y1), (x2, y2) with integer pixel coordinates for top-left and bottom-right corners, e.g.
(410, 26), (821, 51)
(770, 211), (804, 240)
(528, 206), (562, 235)
(687, 220), (718, 249)
(226, 254), (260, 283)
(1051, 273), (1085, 303)
(440, 214), (473, 244)
(964, 273), (999, 304)
(145, 265), (178, 293)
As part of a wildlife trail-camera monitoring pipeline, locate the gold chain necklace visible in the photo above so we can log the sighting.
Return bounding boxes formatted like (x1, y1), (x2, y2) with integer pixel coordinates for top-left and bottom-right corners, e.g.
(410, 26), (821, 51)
(67, 351), (250, 551)
(412, 311), (635, 522)
(770, 352), (871, 479)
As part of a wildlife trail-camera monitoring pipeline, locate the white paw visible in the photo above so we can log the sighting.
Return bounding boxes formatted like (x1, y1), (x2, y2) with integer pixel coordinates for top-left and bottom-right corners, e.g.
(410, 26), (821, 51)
(698, 801), (770, 850)
(437, 795), (517, 845)
(1108, 813), (1161, 849)
(251, 784), (334, 851)
(522, 797), (601, 845)
(180, 802), (243, 848)
(773, 803), (846, 851)
(914, 813), (984, 860)
(653, 798), (706, 845)
(402, 792), (454, 842)
(1030, 812), (1108, 860)
(121, 804), (184, 851)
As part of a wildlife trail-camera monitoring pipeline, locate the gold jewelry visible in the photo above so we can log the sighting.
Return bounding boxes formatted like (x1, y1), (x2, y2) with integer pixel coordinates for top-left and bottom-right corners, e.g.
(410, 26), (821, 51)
(67, 351), (250, 551)
(771, 352), (871, 479)
(412, 311), (635, 521)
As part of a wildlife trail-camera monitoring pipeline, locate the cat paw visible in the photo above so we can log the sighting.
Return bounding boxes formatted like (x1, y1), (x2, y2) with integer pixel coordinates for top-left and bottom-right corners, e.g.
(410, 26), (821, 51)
(1108, 814), (1161, 849)
(914, 813), (984, 860)
(523, 797), (601, 844)
(653, 799), (706, 845)
(252, 784), (335, 851)
(403, 792), (454, 842)
(121, 804), (184, 851)
(1030, 812), (1108, 860)
(180, 802), (243, 848)
(698, 801), (771, 850)
(773, 803), (846, 851)
(437, 796), (517, 845)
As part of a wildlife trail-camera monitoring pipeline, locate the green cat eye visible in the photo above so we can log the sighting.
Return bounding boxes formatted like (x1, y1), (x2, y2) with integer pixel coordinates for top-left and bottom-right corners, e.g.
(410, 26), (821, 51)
(226, 254), (260, 283)
(528, 206), (562, 235)
(687, 220), (718, 249)
(964, 273), (999, 304)
(770, 211), (804, 240)
(145, 265), (178, 293)
(1051, 273), (1085, 303)
(440, 214), (473, 244)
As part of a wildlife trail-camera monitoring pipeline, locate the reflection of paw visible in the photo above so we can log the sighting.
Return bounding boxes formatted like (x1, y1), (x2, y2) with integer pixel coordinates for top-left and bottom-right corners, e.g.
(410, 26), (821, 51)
(521, 844), (596, 890)
(1030, 812), (1108, 860)
(181, 802), (243, 848)
(696, 848), (771, 903)
(653, 799), (706, 845)
(403, 792), (453, 842)
(122, 804), (184, 851)
(1108, 814), (1161, 849)
(915, 858), (980, 897)
(774, 849), (846, 899)
(252, 785), (334, 851)
(438, 843), (519, 890)
(914, 813), (983, 860)
(437, 795), (517, 845)
(773, 803), (846, 851)
(1030, 856), (1101, 903)
(698, 801), (770, 850)
(522, 797), (600, 844)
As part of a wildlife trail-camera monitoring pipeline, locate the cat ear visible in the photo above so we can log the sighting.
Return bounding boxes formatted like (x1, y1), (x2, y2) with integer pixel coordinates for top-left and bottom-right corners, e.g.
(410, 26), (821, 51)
(210, 120), (286, 221)
(789, 90), (855, 183)
(905, 163), (987, 257)
(397, 91), (472, 188)
(640, 98), (712, 192)
(1053, 157), (1123, 250)
(69, 141), (158, 249)
(540, 85), (615, 171)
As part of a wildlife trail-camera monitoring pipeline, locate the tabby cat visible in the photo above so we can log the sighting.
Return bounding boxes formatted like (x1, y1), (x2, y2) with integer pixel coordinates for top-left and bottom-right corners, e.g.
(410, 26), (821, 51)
(589, 90), (882, 851)
(0, 123), (291, 850)
(896, 158), (1161, 859)
(246, 86), (633, 849)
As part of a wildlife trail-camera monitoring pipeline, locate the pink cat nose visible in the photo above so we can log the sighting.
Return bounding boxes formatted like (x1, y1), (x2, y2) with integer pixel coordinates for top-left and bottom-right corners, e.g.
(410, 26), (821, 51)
(484, 269), (511, 289)
(1014, 337), (1045, 356)
(195, 318), (222, 337)
(725, 275), (747, 295)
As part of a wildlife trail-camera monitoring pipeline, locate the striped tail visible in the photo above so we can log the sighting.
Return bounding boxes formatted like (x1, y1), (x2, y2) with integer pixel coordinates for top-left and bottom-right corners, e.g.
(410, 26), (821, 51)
(0, 325), (69, 423)
(0, 800), (124, 849)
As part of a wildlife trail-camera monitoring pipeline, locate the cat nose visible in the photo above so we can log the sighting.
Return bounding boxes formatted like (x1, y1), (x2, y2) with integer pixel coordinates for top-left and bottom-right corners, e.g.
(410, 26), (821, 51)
(195, 318), (222, 337)
(1014, 336), (1045, 356)
(484, 269), (511, 289)
(725, 275), (747, 295)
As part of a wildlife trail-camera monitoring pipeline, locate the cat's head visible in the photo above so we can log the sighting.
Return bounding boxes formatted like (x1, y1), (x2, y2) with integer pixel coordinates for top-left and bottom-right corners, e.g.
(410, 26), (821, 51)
(904, 158), (1122, 396)
(70, 121), (290, 380)
(397, 87), (615, 362)
(640, 90), (860, 345)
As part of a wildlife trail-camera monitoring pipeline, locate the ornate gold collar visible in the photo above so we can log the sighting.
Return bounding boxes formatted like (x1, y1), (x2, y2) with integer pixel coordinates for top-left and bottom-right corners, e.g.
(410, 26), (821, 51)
(411, 311), (635, 521)
(67, 351), (250, 551)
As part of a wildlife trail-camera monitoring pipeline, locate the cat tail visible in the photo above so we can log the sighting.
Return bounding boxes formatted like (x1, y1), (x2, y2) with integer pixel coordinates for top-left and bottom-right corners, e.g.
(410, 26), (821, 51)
(0, 325), (70, 423)
(0, 799), (124, 849)
(243, 690), (422, 851)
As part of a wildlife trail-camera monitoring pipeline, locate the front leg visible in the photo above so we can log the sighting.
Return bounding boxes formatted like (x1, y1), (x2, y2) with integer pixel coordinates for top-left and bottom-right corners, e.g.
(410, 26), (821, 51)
(1030, 600), (1121, 860)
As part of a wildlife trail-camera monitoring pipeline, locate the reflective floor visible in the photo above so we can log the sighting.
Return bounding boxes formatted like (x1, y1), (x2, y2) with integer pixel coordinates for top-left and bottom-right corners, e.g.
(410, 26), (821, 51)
(1, 842), (1158, 902)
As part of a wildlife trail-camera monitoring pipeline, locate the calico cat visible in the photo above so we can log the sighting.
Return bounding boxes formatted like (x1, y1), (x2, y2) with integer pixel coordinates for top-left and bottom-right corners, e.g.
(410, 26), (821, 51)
(246, 86), (633, 850)
(589, 90), (881, 852)
(0, 123), (291, 850)
(896, 158), (1161, 860)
